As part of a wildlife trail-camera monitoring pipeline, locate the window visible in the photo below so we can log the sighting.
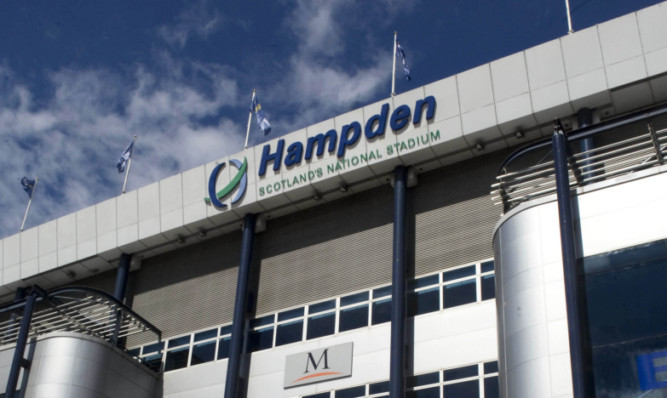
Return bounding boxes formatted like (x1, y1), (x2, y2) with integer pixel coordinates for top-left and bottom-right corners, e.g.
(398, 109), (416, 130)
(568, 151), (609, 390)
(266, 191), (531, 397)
(134, 259), (496, 374)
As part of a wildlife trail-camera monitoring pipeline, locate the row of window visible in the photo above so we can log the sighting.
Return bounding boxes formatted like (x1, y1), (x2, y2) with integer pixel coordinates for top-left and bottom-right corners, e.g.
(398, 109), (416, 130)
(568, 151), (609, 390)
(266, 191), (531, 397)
(130, 260), (495, 372)
(302, 361), (500, 398)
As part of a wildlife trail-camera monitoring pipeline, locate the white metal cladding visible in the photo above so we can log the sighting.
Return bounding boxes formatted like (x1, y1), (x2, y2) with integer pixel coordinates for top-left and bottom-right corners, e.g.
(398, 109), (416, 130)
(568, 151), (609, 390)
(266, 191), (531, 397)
(413, 150), (507, 275)
(254, 187), (395, 315)
(126, 234), (242, 344)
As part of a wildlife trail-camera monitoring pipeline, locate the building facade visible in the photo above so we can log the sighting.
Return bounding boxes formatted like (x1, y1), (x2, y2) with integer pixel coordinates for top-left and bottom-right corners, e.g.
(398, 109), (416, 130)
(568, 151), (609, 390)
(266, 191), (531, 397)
(1, 2), (667, 397)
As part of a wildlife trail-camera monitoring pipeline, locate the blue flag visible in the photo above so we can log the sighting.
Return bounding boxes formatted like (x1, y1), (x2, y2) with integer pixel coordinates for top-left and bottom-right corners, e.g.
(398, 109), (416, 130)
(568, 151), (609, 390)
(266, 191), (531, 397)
(21, 177), (35, 198)
(396, 41), (411, 81)
(250, 95), (271, 135)
(117, 141), (134, 173)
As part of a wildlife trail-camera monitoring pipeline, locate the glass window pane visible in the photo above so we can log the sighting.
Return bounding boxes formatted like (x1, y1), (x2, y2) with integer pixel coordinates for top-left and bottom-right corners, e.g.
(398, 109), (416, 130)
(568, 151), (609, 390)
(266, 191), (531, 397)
(369, 381), (390, 394)
(341, 291), (369, 307)
(307, 313), (335, 339)
(483, 361), (498, 374)
(339, 305), (369, 332)
(303, 393), (330, 398)
(143, 353), (163, 372)
(250, 314), (274, 328)
(278, 307), (304, 322)
(444, 364), (478, 381)
(194, 328), (218, 342)
(168, 335), (190, 348)
(310, 299), (336, 314)
(191, 341), (216, 365)
(443, 380), (479, 397)
(409, 274), (439, 290)
(220, 325), (232, 336)
(408, 287), (439, 316)
(143, 341), (164, 355)
(335, 385), (365, 398)
(217, 337), (231, 359)
(444, 265), (475, 282)
(481, 275), (495, 301)
(127, 347), (140, 357)
(443, 279), (476, 308)
(165, 347), (190, 371)
(407, 386), (439, 398)
(484, 377), (500, 398)
(276, 320), (303, 346)
(407, 372), (439, 388)
(372, 298), (391, 325)
(248, 327), (274, 352)
(481, 260), (495, 273)
(373, 285), (391, 298)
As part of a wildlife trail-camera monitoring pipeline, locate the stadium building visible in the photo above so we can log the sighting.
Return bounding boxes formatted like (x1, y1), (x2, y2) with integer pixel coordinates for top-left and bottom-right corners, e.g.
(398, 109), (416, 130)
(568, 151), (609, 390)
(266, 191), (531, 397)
(1, 2), (667, 397)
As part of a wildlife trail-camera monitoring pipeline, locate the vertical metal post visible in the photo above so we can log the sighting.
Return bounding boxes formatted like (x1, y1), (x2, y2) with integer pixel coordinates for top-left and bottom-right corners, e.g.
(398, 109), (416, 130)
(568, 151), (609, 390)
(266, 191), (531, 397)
(224, 213), (257, 398)
(552, 123), (589, 398)
(390, 166), (408, 398)
(5, 292), (36, 398)
(112, 253), (132, 346)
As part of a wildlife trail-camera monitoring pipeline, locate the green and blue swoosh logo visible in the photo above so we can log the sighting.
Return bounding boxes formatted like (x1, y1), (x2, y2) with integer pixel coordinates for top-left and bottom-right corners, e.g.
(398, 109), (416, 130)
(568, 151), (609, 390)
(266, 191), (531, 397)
(204, 157), (248, 209)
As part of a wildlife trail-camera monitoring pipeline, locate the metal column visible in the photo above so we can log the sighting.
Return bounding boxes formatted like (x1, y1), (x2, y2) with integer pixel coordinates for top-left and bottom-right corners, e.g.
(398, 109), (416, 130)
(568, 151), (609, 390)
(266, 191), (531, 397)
(112, 253), (132, 346)
(552, 123), (591, 398)
(390, 166), (408, 398)
(224, 213), (257, 398)
(5, 291), (37, 398)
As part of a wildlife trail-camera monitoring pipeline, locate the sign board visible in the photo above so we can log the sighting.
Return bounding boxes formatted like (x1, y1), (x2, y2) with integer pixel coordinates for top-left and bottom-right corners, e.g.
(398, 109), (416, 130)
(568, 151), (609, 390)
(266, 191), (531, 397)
(284, 342), (353, 389)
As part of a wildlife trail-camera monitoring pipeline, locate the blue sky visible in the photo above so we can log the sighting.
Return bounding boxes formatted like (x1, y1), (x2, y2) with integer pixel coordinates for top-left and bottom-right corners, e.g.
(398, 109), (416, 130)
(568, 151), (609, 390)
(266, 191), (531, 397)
(0, 0), (662, 238)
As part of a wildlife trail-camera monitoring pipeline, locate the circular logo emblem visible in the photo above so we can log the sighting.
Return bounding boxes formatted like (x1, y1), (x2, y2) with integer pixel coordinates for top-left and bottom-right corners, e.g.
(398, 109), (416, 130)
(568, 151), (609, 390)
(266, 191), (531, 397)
(205, 157), (248, 208)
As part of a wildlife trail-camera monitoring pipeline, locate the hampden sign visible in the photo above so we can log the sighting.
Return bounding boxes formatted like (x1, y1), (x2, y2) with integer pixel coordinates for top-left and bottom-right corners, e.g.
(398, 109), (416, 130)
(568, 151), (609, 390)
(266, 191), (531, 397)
(206, 96), (437, 208)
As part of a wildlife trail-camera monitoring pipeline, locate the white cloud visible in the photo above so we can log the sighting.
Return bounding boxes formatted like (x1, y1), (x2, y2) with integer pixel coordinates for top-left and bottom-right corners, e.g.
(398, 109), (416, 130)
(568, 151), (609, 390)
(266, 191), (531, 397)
(157, 0), (223, 49)
(0, 57), (243, 239)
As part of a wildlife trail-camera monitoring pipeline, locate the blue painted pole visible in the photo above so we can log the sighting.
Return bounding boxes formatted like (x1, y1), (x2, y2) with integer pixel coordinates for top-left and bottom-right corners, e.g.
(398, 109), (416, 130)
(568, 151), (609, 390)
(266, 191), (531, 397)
(112, 253), (132, 346)
(5, 291), (36, 398)
(390, 166), (408, 398)
(224, 213), (257, 398)
(552, 124), (590, 398)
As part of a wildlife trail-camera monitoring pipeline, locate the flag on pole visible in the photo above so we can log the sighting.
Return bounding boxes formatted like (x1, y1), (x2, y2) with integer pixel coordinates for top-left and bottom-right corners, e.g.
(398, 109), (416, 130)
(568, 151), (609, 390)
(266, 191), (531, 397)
(250, 95), (271, 135)
(21, 177), (36, 198)
(396, 41), (411, 81)
(117, 141), (134, 173)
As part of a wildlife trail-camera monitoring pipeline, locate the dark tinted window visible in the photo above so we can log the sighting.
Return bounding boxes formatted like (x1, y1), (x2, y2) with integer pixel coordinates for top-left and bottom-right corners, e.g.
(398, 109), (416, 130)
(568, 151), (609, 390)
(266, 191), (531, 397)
(276, 320), (303, 346)
(335, 385), (365, 398)
(372, 298), (391, 325)
(191, 341), (216, 365)
(217, 337), (231, 359)
(484, 377), (500, 398)
(248, 327), (273, 352)
(339, 305), (368, 332)
(481, 275), (495, 300)
(165, 347), (189, 371)
(408, 287), (439, 316)
(307, 312), (335, 339)
(443, 380), (478, 397)
(443, 279), (476, 308)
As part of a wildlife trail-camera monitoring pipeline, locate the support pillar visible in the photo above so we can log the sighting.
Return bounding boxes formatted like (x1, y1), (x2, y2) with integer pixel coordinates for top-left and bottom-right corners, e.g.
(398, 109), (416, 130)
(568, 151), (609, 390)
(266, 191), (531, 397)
(224, 213), (257, 398)
(112, 253), (132, 346)
(5, 291), (36, 398)
(552, 122), (591, 397)
(390, 166), (408, 398)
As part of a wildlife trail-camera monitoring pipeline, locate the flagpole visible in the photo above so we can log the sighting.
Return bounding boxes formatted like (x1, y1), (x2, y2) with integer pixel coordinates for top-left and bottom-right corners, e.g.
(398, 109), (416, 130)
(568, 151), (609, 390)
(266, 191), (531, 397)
(392, 31), (397, 96)
(20, 177), (38, 232)
(245, 90), (256, 149)
(565, 0), (574, 34)
(122, 135), (137, 195)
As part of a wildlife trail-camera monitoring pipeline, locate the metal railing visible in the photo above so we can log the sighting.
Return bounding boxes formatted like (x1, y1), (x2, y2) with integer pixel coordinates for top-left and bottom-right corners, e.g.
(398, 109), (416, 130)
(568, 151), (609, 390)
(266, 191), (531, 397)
(0, 286), (161, 370)
(491, 105), (667, 213)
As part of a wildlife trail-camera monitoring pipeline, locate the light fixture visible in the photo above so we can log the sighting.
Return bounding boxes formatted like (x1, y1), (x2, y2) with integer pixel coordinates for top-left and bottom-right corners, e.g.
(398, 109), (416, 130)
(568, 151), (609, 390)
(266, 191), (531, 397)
(475, 143), (485, 151)
(339, 184), (349, 193)
(515, 130), (524, 139)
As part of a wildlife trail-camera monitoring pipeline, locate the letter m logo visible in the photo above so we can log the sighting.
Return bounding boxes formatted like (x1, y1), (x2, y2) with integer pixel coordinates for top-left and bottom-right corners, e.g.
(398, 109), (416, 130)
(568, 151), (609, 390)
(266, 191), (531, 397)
(305, 349), (329, 373)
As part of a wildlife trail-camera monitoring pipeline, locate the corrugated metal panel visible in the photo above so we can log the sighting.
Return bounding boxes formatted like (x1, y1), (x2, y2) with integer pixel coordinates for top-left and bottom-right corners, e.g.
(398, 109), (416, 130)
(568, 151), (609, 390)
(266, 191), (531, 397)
(255, 188), (394, 315)
(127, 234), (241, 344)
(413, 151), (508, 275)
